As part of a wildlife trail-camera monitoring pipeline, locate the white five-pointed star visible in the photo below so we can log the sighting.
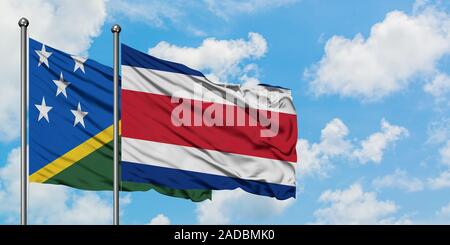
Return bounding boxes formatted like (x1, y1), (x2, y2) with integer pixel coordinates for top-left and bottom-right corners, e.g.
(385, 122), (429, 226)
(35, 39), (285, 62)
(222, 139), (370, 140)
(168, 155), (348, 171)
(71, 55), (87, 73)
(53, 72), (70, 98)
(35, 97), (53, 122)
(35, 45), (52, 68)
(71, 102), (88, 128)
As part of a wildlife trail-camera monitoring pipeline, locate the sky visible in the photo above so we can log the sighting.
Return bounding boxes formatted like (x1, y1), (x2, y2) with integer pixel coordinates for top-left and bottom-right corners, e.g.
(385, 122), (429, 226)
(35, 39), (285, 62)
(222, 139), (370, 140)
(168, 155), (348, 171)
(0, 0), (450, 224)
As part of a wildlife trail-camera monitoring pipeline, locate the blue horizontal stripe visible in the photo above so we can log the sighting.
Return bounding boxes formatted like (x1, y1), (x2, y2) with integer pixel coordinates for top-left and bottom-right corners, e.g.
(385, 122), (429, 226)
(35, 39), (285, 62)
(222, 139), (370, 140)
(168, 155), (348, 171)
(121, 161), (295, 200)
(29, 38), (114, 174)
(257, 83), (292, 90)
(121, 44), (204, 77)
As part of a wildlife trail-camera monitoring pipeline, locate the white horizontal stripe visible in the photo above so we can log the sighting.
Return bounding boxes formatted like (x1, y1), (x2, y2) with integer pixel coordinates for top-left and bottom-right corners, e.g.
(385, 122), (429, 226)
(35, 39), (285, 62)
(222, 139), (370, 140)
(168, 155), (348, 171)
(122, 65), (296, 115)
(121, 137), (296, 187)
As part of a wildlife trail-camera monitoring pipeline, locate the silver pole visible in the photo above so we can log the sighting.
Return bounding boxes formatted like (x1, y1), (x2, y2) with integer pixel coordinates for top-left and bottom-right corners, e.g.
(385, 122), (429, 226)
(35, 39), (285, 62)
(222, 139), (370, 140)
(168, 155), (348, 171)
(18, 17), (29, 226)
(111, 24), (121, 226)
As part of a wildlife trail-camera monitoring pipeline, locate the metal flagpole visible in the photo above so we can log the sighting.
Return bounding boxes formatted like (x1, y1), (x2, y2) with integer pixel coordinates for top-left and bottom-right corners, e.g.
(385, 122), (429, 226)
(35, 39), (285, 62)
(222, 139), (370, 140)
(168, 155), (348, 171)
(111, 24), (121, 225)
(18, 17), (29, 226)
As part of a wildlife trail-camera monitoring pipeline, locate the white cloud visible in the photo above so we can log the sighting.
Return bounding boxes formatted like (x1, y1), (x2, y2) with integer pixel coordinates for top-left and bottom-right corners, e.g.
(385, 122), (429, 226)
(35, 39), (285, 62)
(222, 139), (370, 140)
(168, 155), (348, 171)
(149, 32), (267, 83)
(372, 169), (424, 192)
(204, 0), (298, 19)
(196, 189), (294, 224)
(0, 0), (107, 141)
(313, 183), (410, 224)
(36, 191), (112, 225)
(352, 119), (409, 164)
(318, 118), (352, 156)
(424, 73), (450, 98)
(424, 116), (450, 193)
(427, 117), (450, 144)
(297, 139), (332, 178)
(306, 6), (450, 101)
(426, 119), (450, 171)
(148, 214), (171, 225)
(428, 170), (450, 189)
(0, 147), (120, 224)
(437, 202), (450, 217)
(239, 63), (263, 87)
(108, 1), (295, 36)
(297, 118), (351, 177)
(439, 140), (450, 165)
(298, 118), (408, 177)
(108, 0), (181, 28)
(0, 148), (21, 216)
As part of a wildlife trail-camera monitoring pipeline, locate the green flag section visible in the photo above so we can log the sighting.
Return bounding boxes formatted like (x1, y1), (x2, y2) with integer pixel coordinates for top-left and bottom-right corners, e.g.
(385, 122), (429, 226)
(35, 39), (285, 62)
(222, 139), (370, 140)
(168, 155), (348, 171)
(44, 140), (212, 202)
(30, 124), (211, 202)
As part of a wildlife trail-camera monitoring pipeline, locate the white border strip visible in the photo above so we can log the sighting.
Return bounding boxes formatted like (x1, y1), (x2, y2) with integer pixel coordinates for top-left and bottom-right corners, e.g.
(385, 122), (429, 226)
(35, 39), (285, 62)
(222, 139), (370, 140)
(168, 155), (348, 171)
(122, 65), (296, 115)
(122, 137), (296, 187)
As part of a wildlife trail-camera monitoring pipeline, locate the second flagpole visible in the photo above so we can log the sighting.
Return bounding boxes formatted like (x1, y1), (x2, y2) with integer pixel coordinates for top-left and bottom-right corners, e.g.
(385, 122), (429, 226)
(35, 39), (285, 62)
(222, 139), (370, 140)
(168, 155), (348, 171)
(19, 17), (29, 226)
(112, 24), (121, 226)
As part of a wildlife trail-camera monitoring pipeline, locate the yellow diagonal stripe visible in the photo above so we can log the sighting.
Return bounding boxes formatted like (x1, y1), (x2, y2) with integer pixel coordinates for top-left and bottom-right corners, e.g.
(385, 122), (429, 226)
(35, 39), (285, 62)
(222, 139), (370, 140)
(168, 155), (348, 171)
(30, 121), (121, 183)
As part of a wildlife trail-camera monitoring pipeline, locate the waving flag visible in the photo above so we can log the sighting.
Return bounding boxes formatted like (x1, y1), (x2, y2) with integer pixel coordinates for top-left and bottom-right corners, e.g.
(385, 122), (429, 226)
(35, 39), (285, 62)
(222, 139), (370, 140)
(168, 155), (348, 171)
(121, 44), (297, 200)
(29, 38), (211, 202)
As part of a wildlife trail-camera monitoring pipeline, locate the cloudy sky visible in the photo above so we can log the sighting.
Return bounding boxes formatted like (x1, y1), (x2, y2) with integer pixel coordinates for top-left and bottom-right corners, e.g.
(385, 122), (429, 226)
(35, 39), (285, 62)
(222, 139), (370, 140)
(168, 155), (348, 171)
(1, 0), (450, 224)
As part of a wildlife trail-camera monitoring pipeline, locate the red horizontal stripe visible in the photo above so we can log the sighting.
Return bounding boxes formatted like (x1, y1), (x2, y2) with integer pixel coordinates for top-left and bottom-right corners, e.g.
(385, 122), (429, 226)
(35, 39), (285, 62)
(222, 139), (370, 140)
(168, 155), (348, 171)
(122, 89), (297, 162)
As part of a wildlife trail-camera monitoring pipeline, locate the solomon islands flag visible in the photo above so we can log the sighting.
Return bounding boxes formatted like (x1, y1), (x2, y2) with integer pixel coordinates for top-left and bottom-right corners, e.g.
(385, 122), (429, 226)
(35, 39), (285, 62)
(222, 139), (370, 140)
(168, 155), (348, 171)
(29, 38), (211, 202)
(121, 44), (297, 200)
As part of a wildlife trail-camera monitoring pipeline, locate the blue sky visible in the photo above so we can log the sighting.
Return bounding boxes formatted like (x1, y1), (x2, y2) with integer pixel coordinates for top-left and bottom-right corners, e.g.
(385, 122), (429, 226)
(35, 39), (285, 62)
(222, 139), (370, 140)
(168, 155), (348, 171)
(0, 0), (450, 224)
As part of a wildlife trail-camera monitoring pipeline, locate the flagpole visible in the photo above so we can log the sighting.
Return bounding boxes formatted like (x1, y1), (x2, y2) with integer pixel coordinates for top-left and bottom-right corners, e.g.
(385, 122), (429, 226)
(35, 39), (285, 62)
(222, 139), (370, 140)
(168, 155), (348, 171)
(18, 17), (29, 226)
(111, 24), (121, 226)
